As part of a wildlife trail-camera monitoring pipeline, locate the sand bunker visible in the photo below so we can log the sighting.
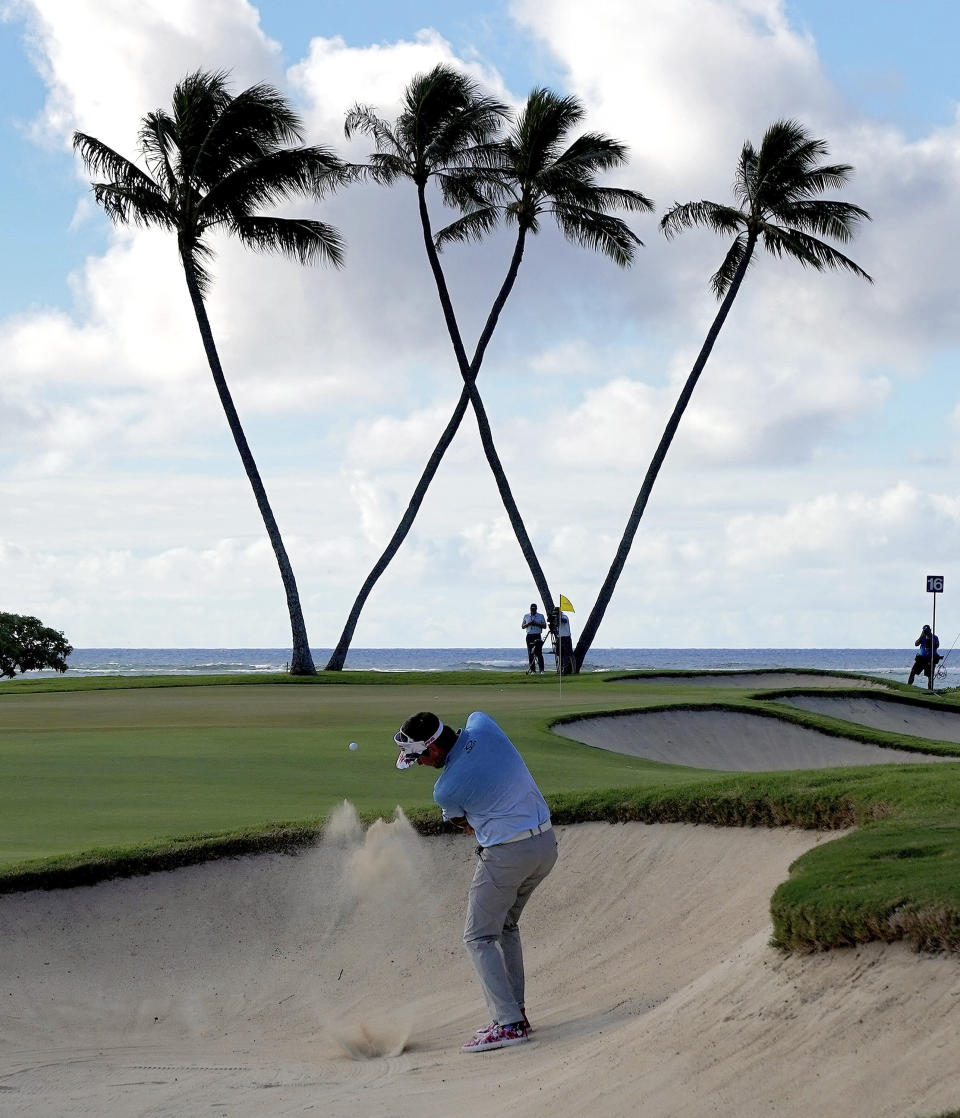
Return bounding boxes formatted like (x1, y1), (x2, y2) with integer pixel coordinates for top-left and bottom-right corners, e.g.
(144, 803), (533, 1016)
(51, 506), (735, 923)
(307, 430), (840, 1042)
(617, 671), (888, 690)
(777, 694), (960, 744)
(554, 709), (955, 769)
(2, 819), (959, 1117)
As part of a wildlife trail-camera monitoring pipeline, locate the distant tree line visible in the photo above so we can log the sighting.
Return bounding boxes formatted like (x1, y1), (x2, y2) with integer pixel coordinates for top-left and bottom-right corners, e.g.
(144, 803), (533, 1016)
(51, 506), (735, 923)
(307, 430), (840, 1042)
(71, 65), (871, 674)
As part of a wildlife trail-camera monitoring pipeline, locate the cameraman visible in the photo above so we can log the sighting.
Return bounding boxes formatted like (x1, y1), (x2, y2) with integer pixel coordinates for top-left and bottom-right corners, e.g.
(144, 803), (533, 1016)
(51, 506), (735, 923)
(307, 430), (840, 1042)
(908, 624), (942, 686)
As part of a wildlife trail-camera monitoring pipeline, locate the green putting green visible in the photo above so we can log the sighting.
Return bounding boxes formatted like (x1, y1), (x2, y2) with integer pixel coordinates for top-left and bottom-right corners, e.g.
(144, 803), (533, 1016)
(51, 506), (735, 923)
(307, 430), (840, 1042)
(0, 673), (696, 867)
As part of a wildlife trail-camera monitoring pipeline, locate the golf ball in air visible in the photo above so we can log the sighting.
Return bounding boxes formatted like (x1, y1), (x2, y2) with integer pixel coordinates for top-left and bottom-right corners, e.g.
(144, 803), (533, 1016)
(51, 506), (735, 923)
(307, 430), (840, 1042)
(349, 742), (359, 751)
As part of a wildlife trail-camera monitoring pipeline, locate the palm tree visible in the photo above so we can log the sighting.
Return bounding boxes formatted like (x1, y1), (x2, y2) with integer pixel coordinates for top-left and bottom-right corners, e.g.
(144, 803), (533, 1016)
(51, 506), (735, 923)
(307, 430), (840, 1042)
(326, 72), (651, 670)
(573, 119), (872, 670)
(73, 70), (347, 675)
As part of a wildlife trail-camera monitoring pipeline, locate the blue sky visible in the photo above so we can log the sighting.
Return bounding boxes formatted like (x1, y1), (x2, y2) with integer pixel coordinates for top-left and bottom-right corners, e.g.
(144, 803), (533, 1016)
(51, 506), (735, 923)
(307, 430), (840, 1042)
(1, 0), (959, 651)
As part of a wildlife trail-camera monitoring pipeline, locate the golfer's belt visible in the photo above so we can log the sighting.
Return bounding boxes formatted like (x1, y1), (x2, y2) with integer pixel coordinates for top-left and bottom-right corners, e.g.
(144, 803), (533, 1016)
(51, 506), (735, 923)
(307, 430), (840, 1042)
(498, 821), (553, 846)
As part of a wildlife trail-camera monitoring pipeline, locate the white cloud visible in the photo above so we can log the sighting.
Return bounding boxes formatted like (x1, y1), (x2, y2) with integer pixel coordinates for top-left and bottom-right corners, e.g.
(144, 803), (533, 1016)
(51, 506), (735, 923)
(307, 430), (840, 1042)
(22, 0), (281, 150)
(725, 484), (960, 568)
(343, 402), (469, 467)
(510, 0), (831, 185)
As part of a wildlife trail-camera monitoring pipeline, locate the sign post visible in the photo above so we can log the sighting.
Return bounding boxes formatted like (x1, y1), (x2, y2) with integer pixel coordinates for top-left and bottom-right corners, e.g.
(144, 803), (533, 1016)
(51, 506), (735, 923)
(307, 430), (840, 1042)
(926, 575), (944, 691)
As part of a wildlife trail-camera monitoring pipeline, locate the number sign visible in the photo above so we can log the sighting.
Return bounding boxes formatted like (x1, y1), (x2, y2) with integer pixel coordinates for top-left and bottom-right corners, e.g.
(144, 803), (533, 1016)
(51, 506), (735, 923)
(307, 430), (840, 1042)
(927, 576), (944, 593)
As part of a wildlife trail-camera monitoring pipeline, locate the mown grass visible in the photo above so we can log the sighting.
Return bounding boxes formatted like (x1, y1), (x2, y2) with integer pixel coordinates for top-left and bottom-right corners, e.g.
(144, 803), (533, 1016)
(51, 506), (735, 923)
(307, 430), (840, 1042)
(3, 670), (960, 956)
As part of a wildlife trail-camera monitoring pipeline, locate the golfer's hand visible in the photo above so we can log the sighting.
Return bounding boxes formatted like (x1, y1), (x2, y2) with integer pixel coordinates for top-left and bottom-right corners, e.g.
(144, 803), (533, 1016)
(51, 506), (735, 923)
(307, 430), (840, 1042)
(449, 816), (475, 835)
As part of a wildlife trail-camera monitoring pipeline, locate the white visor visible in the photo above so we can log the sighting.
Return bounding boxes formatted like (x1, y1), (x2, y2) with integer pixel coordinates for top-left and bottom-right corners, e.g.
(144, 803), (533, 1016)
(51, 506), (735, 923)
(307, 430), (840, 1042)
(395, 718), (444, 770)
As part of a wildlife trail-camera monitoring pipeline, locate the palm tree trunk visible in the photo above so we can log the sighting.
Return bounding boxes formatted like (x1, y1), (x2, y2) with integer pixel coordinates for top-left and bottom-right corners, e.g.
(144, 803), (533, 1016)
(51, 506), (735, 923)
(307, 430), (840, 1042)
(325, 228), (529, 670)
(180, 254), (317, 675)
(573, 241), (756, 671)
(416, 185), (555, 616)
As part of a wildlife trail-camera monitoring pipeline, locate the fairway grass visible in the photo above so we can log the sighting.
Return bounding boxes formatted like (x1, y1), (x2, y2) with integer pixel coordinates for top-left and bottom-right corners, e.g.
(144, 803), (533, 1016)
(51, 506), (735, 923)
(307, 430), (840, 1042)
(3, 671), (960, 954)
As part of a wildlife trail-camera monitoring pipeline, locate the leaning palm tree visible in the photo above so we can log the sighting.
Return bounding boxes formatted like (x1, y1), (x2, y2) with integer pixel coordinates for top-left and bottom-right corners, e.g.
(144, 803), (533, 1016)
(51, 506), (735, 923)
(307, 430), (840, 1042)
(73, 70), (347, 675)
(326, 71), (651, 670)
(574, 119), (872, 670)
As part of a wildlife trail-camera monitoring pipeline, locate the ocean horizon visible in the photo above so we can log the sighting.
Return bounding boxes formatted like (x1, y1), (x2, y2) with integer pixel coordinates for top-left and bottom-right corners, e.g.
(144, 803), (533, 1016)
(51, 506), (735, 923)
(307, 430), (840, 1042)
(4, 647), (954, 686)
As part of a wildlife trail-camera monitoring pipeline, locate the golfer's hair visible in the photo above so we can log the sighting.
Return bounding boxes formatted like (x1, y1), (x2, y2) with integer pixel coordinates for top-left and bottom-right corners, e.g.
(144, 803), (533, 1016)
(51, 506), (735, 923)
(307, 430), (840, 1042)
(401, 711), (441, 740)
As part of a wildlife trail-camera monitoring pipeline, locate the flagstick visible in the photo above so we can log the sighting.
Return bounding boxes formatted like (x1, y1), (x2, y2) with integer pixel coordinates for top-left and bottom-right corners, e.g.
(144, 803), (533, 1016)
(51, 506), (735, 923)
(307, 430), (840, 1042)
(558, 615), (562, 699)
(557, 596), (575, 698)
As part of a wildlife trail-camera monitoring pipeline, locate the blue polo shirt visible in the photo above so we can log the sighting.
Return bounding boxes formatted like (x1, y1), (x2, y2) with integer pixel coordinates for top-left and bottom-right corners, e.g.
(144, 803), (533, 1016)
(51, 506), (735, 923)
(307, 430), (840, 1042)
(433, 711), (550, 847)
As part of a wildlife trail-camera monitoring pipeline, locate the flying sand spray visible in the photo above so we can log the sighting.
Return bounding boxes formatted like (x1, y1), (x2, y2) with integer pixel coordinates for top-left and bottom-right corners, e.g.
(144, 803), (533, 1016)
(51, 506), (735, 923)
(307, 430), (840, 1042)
(321, 800), (429, 1059)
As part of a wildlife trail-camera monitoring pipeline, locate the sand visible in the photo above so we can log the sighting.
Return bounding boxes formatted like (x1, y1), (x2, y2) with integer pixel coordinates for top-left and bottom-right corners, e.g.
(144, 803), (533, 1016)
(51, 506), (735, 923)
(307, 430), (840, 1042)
(554, 708), (957, 769)
(618, 671), (889, 689)
(3, 813), (960, 1118)
(780, 694), (960, 743)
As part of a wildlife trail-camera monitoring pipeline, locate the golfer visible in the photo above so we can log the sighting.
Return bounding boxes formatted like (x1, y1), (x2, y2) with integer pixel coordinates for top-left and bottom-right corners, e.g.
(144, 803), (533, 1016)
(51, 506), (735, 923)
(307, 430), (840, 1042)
(395, 710), (557, 1052)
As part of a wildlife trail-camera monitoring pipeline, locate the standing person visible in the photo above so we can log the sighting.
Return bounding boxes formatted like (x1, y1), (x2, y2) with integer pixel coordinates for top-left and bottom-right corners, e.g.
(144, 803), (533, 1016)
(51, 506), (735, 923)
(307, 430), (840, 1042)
(908, 624), (942, 686)
(557, 610), (575, 676)
(395, 710), (557, 1053)
(521, 602), (547, 674)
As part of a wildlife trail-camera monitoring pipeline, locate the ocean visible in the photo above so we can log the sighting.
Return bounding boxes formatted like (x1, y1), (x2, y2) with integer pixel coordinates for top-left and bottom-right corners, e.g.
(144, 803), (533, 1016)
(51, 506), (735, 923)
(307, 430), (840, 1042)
(4, 647), (954, 685)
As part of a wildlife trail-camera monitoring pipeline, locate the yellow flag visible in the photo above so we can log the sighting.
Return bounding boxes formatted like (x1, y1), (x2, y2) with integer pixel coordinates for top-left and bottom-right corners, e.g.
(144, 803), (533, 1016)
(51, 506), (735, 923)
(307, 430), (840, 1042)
(559, 594), (575, 612)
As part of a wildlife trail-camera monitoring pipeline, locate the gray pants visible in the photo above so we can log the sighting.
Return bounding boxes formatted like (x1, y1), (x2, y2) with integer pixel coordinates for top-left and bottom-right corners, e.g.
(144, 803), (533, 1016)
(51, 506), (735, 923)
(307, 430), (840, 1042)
(463, 828), (558, 1025)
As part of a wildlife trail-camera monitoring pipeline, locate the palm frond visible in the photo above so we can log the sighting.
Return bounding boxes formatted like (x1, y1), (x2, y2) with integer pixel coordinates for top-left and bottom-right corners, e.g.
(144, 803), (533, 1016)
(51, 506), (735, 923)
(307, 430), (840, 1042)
(174, 73), (308, 193)
(436, 165), (507, 211)
(477, 85), (654, 262)
(179, 234), (217, 298)
(548, 132), (631, 179)
(509, 88), (584, 175)
(89, 182), (175, 229)
(732, 140), (758, 212)
(660, 200), (744, 239)
(760, 225), (872, 282)
(216, 81), (304, 150)
(552, 204), (643, 267)
(366, 150), (415, 185)
(202, 144), (345, 218)
(78, 67), (346, 295)
(549, 179), (652, 214)
(344, 104), (399, 152)
(709, 234), (749, 298)
(137, 110), (179, 193)
(339, 160), (377, 184)
(395, 64), (507, 180)
(667, 118), (870, 297)
(171, 70), (231, 181)
(790, 162), (856, 198)
(750, 124), (856, 212)
(73, 132), (157, 190)
(309, 153), (357, 198)
(773, 198), (871, 242)
(587, 185), (654, 213)
(434, 206), (502, 250)
(754, 120), (826, 181)
(428, 93), (508, 161)
(232, 214), (345, 269)
(455, 138), (510, 172)
(506, 204), (540, 236)
(347, 66), (506, 198)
